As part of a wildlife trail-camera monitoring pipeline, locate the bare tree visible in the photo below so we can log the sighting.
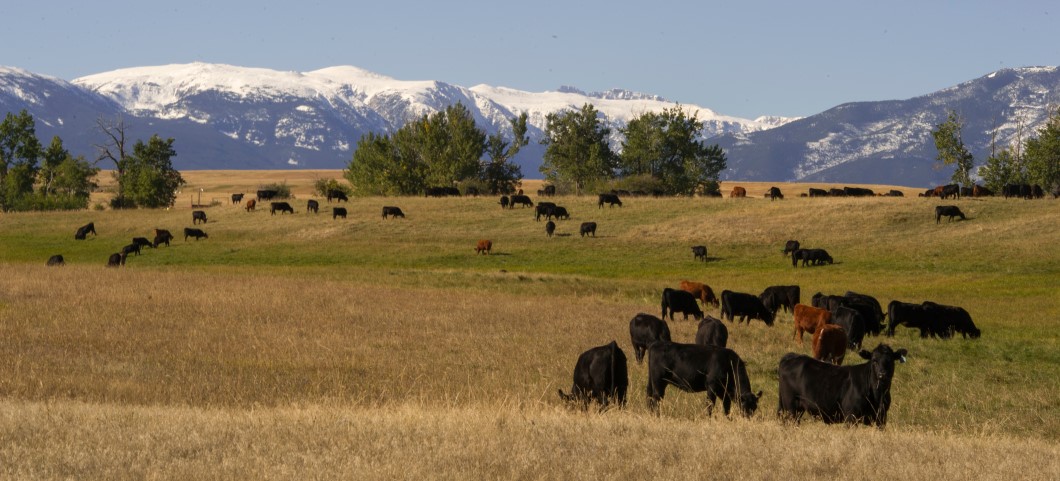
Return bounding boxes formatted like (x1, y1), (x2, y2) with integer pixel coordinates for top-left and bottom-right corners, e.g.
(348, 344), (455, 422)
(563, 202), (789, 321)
(95, 115), (129, 206)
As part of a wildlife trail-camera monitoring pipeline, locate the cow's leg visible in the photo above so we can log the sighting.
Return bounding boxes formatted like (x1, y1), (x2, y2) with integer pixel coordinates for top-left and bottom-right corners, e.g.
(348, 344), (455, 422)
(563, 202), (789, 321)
(705, 391), (717, 416)
(647, 379), (664, 414)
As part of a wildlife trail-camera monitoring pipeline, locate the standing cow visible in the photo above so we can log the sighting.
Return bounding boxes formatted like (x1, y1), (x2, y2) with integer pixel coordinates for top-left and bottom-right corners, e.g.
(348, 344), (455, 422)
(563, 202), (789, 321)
(192, 210), (208, 224)
(629, 313), (672, 364)
(307, 199), (319, 214)
(730, 186), (746, 198)
(382, 206), (405, 219)
(647, 342), (762, 417)
(661, 288), (704, 321)
(695, 316), (728, 348)
(579, 222), (597, 237)
(691, 245), (708, 262)
(557, 341), (629, 410)
(475, 239), (492, 255)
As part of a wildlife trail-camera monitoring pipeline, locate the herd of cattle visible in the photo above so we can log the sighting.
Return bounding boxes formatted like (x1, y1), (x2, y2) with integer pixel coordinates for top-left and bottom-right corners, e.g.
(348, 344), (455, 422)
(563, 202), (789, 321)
(63, 220), (205, 267)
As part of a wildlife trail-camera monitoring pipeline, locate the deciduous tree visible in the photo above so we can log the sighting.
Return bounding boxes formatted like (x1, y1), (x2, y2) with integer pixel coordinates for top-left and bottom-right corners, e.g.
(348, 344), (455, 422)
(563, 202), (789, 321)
(539, 103), (616, 193)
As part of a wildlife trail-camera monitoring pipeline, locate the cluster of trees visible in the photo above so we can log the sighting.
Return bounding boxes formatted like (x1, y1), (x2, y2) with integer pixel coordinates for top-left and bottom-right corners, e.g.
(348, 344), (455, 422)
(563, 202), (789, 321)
(933, 107), (1060, 192)
(96, 117), (185, 208)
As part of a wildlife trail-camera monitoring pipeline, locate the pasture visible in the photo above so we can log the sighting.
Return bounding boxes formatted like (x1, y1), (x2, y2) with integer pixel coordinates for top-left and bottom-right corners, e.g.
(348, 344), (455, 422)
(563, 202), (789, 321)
(1, 172), (1058, 480)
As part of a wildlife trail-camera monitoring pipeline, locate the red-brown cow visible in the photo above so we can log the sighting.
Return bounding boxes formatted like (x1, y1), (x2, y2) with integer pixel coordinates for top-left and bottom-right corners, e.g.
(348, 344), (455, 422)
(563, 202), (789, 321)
(475, 239), (492, 255)
(679, 280), (720, 308)
(793, 304), (832, 345)
(730, 186), (747, 198)
(813, 324), (848, 365)
(245, 199), (257, 212)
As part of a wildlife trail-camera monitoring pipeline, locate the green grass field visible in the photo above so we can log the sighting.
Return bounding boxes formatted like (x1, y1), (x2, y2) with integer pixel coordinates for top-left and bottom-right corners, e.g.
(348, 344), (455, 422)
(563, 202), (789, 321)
(1, 175), (1058, 479)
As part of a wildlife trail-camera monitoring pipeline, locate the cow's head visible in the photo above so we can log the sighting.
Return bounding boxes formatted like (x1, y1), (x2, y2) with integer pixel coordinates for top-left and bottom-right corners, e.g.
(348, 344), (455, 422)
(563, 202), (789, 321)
(739, 390), (764, 417)
(859, 344), (908, 387)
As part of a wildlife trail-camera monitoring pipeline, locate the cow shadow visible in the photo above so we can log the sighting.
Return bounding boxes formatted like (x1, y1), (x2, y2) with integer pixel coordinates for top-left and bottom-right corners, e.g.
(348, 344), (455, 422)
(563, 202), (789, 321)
(485, 252), (512, 257)
(554, 233), (573, 238)
(695, 256), (723, 263)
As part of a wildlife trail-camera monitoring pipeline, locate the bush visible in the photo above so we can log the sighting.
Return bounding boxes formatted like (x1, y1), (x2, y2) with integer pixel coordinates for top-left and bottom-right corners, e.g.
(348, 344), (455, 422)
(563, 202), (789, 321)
(5, 192), (90, 211)
(313, 178), (352, 197)
(259, 182), (292, 199)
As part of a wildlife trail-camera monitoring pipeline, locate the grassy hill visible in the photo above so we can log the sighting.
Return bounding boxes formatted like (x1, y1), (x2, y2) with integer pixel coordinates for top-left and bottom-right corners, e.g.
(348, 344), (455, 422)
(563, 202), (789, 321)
(1, 172), (1057, 479)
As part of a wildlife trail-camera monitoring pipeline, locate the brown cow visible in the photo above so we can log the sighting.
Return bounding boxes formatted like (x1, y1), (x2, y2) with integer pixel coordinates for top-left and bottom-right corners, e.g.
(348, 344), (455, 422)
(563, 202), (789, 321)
(812, 324), (848, 365)
(475, 239), (492, 255)
(679, 280), (720, 308)
(932, 186), (945, 197)
(793, 304), (832, 345)
(245, 199), (257, 212)
(730, 186), (747, 198)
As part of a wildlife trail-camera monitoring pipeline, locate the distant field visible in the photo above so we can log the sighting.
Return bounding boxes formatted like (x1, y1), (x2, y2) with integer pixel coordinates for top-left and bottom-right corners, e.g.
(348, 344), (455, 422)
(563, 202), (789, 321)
(2, 171), (1058, 480)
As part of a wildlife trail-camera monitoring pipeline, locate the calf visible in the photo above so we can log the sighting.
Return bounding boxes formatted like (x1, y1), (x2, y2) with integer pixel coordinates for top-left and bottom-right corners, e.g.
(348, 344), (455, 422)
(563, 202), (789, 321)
(307, 199), (319, 214)
(695, 316), (728, 348)
(679, 280), (720, 308)
(382, 206), (405, 219)
(782, 240), (800, 257)
(720, 290), (774, 326)
(245, 199), (257, 212)
(333, 207), (347, 220)
(132, 237), (155, 249)
(691, 245), (707, 262)
(629, 313), (672, 364)
(270, 202), (294, 215)
(499, 196), (510, 209)
(106, 253), (125, 267)
(760, 285), (800, 316)
(813, 324), (848, 365)
(557, 341), (628, 410)
(935, 205), (966, 223)
(192, 210), (208, 224)
(46, 255), (65, 267)
(647, 342), (762, 417)
(74, 222), (97, 240)
(793, 304), (831, 345)
(231, 193), (244, 204)
(661, 288), (704, 321)
(730, 186), (746, 198)
(153, 229), (174, 248)
(768, 186), (784, 200)
(598, 193), (622, 208)
(545, 220), (556, 238)
(475, 239), (492, 255)
(183, 227), (208, 241)
(579, 222), (597, 237)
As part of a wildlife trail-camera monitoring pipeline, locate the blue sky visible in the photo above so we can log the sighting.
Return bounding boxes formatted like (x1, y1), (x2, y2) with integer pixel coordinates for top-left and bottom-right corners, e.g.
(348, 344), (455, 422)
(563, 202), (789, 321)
(4, 1), (1056, 119)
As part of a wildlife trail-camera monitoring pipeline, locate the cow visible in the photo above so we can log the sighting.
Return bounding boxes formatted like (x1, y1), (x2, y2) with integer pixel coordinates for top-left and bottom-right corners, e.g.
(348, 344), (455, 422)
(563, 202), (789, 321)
(886, 300), (938, 338)
(245, 199), (256, 212)
(598, 193), (622, 208)
(74, 222), (96, 240)
(132, 237), (154, 249)
(106, 253), (125, 267)
(813, 324), (849, 365)
(768, 186), (784, 200)
(695, 316), (728, 348)
(332, 207), (347, 220)
(646, 342), (762, 417)
(508, 195), (533, 208)
(844, 187), (875, 197)
(935, 205), (966, 223)
(832, 305), (866, 350)
(921, 301), (981, 339)
(46, 255), (65, 266)
(306, 199), (319, 214)
(256, 189), (278, 202)
(691, 245), (708, 262)
(499, 196), (510, 209)
(475, 239), (492, 255)
(557, 341), (628, 410)
(940, 184), (960, 200)
(464, 186), (480, 197)
(720, 290), (775, 326)
(808, 188), (828, 197)
(777, 343), (908, 427)
(327, 189), (348, 203)
(729, 186), (746, 198)
(842, 291), (886, 336)
(533, 202), (555, 221)
(183, 227), (208, 241)
(793, 304), (832, 345)
(542, 185), (556, 197)
(972, 185), (993, 197)
(270, 202), (294, 215)
(782, 240), (800, 257)
(153, 229), (174, 248)
(886, 190), (904, 197)
(679, 280), (720, 308)
(629, 313), (672, 364)
(760, 285), (800, 316)
(661, 288), (704, 321)
(231, 193), (244, 204)
(382, 206), (405, 219)
(192, 210), (208, 224)
(960, 186), (973, 197)
(547, 206), (570, 221)
(579, 222), (597, 237)
(121, 243), (141, 257)
(1031, 184), (1045, 199)
(828, 188), (846, 197)
(545, 220), (556, 238)
(792, 248), (833, 267)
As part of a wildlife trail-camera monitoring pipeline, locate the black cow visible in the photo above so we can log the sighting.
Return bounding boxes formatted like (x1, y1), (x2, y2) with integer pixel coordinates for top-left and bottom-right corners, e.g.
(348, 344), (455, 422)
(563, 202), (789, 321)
(778, 344), (908, 427)
(579, 222), (597, 237)
(132, 237), (154, 249)
(542, 185), (556, 197)
(721, 290), (775, 326)
(886, 300), (940, 338)
(629, 313), (672, 364)
(192, 210), (208, 224)
(843, 291), (886, 335)
(557, 341), (628, 410)
(307, 199), (319, 214)
(695, 316), (728, 348)
(760, 285), (800, 316)
(106, 253), (124, 267)
(886, 190), (904, 197)
(792, 248), (833, 267)
(598, 193), (622, 208)
(940, 184), (960, 200)
(256, 189), (279, 202)
(121, 243), (141, 257)
(534, 202), (557, 221)
(270, 202), (294, 215)
(333, 207), (347, 220)
(153, 229), (174, 248)
(499, 196), (510, 209)
(1031, 184), (1045, 199)
(327, 189), (348, 203)
(828, 188), (846, 197)
(231, 193), (244, 204)
(508, 195), (533, 208)
(935, 205), (966, 223)
(691, 245), (707, 262)
(782, 240), (800, 257)
(184, 227), (208, 241)
(844, 187), (875, 197)
(46, 255), (65, 266)
(768, 186), (784, 200)
(921, 301), (981, 339)
(547, 206), (570, 221)
(832, 306), (866, 349)
(661, 288), (703, 321)
(74, 222), (96, 240)
(647, 342), (762, 417)
(808, 188), (828, 197)
(545, 220), (556, 238)
(382, 206), (405, 219)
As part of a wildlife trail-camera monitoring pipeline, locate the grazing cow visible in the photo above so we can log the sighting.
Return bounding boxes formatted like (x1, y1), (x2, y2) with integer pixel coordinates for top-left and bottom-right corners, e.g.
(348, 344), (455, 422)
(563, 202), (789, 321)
(106, 253), (124, 267)
(768, 186), (784, 200)
(691, 245), (707, 262)
(972, 185), (993, 197)
(545, 220), (556, 238)
(382, 206), (405, 219)
(153, 229), (174, 248)
(760, 285), (800, 316)
(306, 200), (319, 214)
(534, 202), (556, 221)
(557, 341), (628, 410)
(679, 280), (720, 308)
(548, 206), (570, 221)
(793, 304), (832, 345)
(813, 324), (849, 365)
(886, 300), (939, 338)
(508, 195), (533, 208)
(46, 255), (65, 267)
(792, 248), (833, 267)
(245, 199), (257, 212)
(121, 243), (141, 257)
(629, 313), (672, 364)
(808, 188), (828, 197)
(270, 202), (294, 215)
(598, 193), (623, 208)
(475, 239), (492, 255)
(828, 188), (846, 197)
(74, 222), (97, 240)
(844, 187), (875, 197)
(646, 342), (762, 417)
(935, 205), (966, 223)
(192, 210), (207, 224)
(231, 193), (244, 204)
(720, 290), (775, 326)
(832, 306), (866, 349)
(661, 288), (704, 321)
(940, 184), (960, 200)
(132, 237), (154, 249)
(842, 291), (886, 336)
(886, 190), (904, 197)
(333, 207), (347, 220)
(579, 222), (597, 237)
(256, 189), (278, 202)
(499, 196), (510, 209)
(326, 189), (348, 202)
(184, 227), (208, 241)
(782, 240), (800, 257)
(542, 185), (556, 196)
(695, 316), (728, 348)
(921, 301), (981, 339)
(778, 344), (908, 427)
(730, 186), (746, 198)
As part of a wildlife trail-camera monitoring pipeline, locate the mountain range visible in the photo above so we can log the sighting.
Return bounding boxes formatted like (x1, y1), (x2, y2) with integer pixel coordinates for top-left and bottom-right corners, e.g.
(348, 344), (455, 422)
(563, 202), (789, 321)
(1, 63), (1058, 187)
